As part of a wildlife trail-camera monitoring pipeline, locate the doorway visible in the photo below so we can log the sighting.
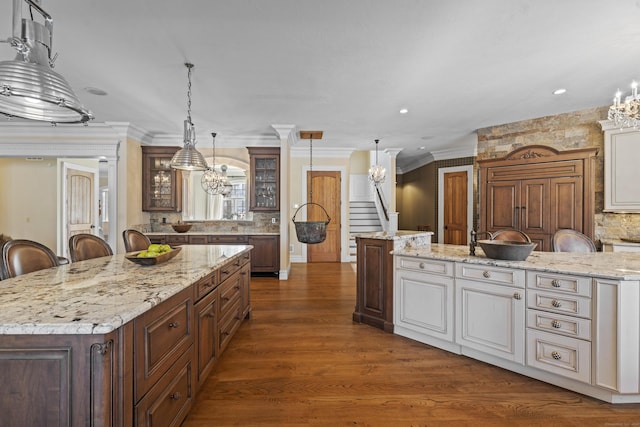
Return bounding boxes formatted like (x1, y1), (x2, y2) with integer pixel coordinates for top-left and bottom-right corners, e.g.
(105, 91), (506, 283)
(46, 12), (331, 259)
(63, 163), (99, 257)
(438, 165), (473, 245)
(307, 171), (341, 262)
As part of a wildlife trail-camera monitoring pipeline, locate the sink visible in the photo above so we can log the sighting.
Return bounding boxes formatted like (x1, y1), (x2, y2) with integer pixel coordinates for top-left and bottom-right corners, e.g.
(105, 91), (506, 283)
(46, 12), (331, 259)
(477, 240), (537, 261)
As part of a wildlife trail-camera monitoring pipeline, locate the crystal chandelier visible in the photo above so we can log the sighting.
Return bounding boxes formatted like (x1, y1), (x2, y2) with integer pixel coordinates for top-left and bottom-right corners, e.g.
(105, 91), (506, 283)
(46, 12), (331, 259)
(170, 63), (208, 171)
(0, 0), (92, 123)
(368, 139), (386, 184)
(201, 132), (232, 196)
(608, 81), (640, 129)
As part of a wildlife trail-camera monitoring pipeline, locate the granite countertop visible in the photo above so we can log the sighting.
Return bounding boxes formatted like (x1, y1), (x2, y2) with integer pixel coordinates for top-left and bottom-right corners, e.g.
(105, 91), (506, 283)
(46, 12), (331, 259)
(146, 231), (279, 236)
(354, 230), (434, 250)
(394, 243), (640, 281)
(0, 245), (251, 335)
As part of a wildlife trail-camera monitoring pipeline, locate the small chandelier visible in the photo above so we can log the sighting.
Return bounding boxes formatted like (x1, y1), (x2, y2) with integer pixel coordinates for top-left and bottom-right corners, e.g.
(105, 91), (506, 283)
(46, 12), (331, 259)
(201, 132), (232, 195)
(170, 63), (208, 171)
(609, 81), (640, 129)
(0, 0), (92, 123)
(368, 139), (386, 184)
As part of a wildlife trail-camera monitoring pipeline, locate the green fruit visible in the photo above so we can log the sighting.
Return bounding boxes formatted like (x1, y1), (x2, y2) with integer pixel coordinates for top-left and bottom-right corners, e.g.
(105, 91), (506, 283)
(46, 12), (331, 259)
(160, 244), (171, 253)
(147, 244), (161, 252)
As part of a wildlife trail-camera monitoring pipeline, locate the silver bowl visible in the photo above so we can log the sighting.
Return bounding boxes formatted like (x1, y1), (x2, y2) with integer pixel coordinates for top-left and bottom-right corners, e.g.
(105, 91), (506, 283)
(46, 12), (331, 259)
(478, 240), (537, 261)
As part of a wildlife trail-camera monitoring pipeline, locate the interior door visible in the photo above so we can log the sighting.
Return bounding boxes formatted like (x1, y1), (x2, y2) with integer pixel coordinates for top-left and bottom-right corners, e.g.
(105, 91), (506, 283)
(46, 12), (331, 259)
(307, 171), (341, 262)
(443, 171), (468, 245)
(66, 166), (97, 253)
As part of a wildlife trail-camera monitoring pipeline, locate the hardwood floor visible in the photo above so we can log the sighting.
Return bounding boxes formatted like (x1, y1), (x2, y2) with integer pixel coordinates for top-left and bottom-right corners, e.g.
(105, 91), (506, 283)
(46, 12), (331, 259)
(183, 263), (640, 426)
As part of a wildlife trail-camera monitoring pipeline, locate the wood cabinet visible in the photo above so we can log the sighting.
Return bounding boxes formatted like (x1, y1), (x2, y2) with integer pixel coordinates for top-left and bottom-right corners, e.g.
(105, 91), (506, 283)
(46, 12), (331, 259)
(142, 146), (183, 212)
(248, 235), (279, 274)
(479, 145), (597, 251)
(353, 237), (394, 332)
(248, 147), (280, 211)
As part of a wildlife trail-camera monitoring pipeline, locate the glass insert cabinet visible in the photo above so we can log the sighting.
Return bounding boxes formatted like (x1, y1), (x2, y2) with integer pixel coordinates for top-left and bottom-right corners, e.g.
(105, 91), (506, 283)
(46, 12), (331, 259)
(142, 146), (182, 212)
(248, 147), (280, 211)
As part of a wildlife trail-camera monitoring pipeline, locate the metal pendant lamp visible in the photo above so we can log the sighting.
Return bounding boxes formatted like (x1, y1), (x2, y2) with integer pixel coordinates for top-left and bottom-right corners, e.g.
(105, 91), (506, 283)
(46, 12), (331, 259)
(0, 0), (93, 124)
(170, 63), (208, 171)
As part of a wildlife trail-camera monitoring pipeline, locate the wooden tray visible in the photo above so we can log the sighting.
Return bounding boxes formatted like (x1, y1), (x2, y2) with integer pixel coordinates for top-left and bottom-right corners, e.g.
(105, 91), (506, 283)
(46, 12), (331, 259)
(125, 246), (182, 266)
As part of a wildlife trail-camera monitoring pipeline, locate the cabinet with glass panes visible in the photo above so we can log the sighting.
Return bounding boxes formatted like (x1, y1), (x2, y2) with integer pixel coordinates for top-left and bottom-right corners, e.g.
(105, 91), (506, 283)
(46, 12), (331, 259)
(248, 147), (279, 211)
(142, 146), (182, 212)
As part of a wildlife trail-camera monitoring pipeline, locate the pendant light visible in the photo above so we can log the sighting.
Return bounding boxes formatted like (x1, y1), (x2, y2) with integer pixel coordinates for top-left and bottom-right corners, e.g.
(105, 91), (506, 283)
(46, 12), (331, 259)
(0, 0), (93, 123)
(368, 139), (386, 184)
(201, 132), (232, 196)
(170, 63), (208, 171)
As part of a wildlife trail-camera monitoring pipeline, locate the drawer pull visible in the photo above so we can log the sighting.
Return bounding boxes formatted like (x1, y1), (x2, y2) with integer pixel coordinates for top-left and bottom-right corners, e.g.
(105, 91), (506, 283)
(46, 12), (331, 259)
(551, 299), (562, 308)
(551, 320), (561, 328)
(551, 279), (561, 288)
(418, 262), (425, 269)
(513, 292), (522, 300)
(169, 392), (182, 400)
(551, 351), (562, 360)
(168, 321), (180, 328)
(482, 271), (491, 278)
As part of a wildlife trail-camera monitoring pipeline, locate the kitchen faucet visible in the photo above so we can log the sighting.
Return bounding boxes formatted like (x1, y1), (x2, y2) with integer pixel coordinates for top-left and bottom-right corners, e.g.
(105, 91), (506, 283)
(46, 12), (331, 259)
(469, 229), (494, 256)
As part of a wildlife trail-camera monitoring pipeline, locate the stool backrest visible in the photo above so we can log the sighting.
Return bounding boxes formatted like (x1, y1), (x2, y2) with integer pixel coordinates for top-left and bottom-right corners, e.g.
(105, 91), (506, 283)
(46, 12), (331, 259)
(1, 239), (61, 279)
(69, 234), (113, 262)
(123, 230), (151, 252)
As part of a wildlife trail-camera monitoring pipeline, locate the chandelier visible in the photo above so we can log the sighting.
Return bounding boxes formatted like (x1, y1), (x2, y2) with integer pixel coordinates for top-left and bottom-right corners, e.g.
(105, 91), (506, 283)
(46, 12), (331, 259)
(608, 81), (640, 129)
(201, 132), (232, 196)
(0, 0), (92, 123)
(368, 139), (386, 184)
(170, 63), (208, 171)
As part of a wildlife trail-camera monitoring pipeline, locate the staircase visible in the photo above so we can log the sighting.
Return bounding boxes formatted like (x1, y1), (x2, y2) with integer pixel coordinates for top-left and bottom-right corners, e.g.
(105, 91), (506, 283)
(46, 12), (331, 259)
(349, 201), (383, 261)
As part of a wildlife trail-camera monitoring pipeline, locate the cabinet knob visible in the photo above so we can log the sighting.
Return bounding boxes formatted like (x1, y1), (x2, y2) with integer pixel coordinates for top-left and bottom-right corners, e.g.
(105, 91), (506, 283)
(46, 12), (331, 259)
(551, 299), (562, 308)
(169, 392), (182, 400)
(482, 271), (491, 278)
(551, 279), (561, 288)
(418, 262), (425, 269)
(513, 292), (522, 300)
(551, 320), (561, 329)
(551, 351), (562, 360)
(168, 321), (180, 328)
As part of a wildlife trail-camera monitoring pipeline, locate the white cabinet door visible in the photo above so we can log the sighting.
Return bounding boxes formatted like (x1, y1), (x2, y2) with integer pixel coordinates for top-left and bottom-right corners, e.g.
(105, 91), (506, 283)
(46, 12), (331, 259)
(456, 279), (525, 364)
(395, 269), (454, 343)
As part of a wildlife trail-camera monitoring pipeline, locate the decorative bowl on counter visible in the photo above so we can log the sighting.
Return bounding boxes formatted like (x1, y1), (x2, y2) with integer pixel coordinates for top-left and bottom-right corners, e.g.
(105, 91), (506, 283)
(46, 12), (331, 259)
(125, 246), (182, 266)
(478, 240), (537, 261)
(171, 223), (192, 233)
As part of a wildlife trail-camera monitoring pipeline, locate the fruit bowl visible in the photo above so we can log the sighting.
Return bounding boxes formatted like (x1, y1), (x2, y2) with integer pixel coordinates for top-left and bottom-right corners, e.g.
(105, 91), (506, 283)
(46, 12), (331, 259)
(125, 246), (182, 266)
(478, 240), (537, 261)
(171, 223), (192, 233)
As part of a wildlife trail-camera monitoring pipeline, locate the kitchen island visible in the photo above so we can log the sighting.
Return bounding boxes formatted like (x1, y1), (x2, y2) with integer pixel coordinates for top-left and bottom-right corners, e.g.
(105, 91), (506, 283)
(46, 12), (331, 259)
(0, 244), (252, 426)
(393, 243), (640, 403)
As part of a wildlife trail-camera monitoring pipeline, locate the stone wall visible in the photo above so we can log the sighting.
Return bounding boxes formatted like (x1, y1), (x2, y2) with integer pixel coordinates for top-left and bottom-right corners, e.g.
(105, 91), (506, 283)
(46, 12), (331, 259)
(476, 106), (640, 242)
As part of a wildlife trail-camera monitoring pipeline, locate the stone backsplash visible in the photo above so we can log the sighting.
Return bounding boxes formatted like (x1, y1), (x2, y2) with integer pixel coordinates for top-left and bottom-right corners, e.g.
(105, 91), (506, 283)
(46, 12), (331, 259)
(139, 212), (280, 234)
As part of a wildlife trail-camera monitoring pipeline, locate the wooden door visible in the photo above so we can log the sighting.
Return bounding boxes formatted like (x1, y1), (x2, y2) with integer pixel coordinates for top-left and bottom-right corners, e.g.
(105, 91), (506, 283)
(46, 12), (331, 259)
(550, 176), (583, 232)
(307, 171), (340, 262)
(443, 171), (468, 245)
(486, 180), (519, 231)
(66, 167), (96, 240)
(520, 179), (549, 235)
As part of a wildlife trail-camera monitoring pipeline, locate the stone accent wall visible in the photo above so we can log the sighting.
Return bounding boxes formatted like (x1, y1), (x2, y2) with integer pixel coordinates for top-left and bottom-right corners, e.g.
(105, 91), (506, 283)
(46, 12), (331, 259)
(476, 106), (640, 242)
(145, 211), (280, 234)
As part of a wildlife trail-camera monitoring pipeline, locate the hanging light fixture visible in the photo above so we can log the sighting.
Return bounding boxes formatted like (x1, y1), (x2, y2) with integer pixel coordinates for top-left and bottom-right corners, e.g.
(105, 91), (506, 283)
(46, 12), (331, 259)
(368, 139), (386, 184)
(170, 63), (208, 171)
(0, 0), (92, 123)
(201, 132), (229, 195)
(609, 81), (640, 129)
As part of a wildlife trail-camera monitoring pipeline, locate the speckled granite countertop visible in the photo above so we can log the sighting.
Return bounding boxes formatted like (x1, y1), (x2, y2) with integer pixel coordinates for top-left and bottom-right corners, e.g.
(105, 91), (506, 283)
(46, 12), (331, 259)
(354, 230), (433, 250)
(0, 245), (251, 335)
(394, 243), (640, 281)
(146, 232), (279, 235)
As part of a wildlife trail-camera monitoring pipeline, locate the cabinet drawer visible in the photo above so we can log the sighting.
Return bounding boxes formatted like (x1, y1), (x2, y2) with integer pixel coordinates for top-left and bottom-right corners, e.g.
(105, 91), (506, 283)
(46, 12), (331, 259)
(194, 271), (218, 301)
(219, 273), (242, 315)
(135, 347), (194, 427)
(219, 296), (242, 353)
(208, 235), (248, 244)
(188, 235), (208, 244)
(526, 271), (591, 297)
(165, 235), (189, 245)
(219, 259), (243, 283)
(527, 290), (591, 319)
(527, 309), (591, 340)
(455, 263), (525, 288)
(527, 329), (591, 384)
(134, 288), (193, 400)
(396, 256), (454, 276)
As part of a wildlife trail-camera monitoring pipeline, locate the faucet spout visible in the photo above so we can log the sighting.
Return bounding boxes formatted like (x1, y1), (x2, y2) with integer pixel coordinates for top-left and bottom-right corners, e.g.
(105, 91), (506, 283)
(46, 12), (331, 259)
(469, 230), (493, 256)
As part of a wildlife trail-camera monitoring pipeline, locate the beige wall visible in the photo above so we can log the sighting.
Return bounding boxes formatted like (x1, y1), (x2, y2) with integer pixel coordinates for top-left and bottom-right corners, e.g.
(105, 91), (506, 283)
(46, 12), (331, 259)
(350, 150), (370, 174)
(397, 162), (436, 232)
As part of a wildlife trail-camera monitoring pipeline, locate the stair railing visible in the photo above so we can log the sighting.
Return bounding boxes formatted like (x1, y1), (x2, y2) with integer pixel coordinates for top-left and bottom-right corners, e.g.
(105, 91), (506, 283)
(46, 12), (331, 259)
(373, 182), (390, 232)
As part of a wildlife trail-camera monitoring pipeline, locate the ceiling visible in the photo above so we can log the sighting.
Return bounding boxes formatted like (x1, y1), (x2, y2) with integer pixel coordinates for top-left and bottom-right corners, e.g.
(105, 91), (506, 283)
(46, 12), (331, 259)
(1, 0), (639, 171)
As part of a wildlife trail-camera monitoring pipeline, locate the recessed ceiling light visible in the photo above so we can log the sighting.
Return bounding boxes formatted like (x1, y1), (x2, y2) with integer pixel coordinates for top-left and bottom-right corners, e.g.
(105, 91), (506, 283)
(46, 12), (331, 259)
(84, 87), (108, 96)
(553, 88), (567, 95)
(399, 108), (408, 114)
(419, 146), (426, 150)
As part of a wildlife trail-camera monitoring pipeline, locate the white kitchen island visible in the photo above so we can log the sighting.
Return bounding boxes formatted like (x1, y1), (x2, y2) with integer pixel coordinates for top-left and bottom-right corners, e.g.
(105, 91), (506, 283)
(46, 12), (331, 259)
(393, 244), (640, 404)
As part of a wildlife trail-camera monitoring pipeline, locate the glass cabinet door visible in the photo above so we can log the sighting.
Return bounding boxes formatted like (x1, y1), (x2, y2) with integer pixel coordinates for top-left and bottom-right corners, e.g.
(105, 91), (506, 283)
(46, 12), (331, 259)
(142, 146), (182, 212)
(248, 148), (280, 211)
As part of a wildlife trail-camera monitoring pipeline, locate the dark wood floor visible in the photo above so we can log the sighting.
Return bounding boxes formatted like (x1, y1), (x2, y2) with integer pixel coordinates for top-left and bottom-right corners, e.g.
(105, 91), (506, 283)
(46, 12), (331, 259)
(183, 263), (640, 426)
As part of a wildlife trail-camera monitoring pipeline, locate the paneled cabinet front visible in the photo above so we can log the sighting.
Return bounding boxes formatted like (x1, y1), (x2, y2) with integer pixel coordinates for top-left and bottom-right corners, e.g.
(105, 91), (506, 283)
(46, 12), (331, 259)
(248, 147), (280, 211)
(142, 146), (183, 212)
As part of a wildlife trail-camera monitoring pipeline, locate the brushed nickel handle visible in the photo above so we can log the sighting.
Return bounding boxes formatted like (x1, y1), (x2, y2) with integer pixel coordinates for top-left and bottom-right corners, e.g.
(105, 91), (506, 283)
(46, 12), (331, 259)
(551, 351), (562, 360)
(551, 320), (561, 328)
(513, 292), (522, 300)
(169, 392), (182, 400)
(552, 299), (562, 308)
(483, 271), (491, 278)
(419, 262), (425, 269)
(168, 321), (180, 328)
(551, 279), (561, 288)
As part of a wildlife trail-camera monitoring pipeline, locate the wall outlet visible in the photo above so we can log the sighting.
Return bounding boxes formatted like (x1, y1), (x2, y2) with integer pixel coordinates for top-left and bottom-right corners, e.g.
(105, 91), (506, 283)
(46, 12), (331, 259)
(271, 218), (277, 224)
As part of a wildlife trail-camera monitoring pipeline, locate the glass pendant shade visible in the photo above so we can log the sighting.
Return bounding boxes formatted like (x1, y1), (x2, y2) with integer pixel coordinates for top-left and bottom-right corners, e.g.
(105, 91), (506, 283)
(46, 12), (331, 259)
(368, 139), (386, 184)
(201, 133), (232, 195)
(0, 0), (92, 123)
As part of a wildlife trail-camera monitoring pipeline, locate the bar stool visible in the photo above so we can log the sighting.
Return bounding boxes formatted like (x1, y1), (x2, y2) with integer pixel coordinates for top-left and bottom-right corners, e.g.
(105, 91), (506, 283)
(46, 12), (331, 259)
(491, 229), (531, 242)
(123, 229), (151, 252)
(0, 239), (62, 280)
(68, 234), (113, 262)
(552, 229), (596, 253)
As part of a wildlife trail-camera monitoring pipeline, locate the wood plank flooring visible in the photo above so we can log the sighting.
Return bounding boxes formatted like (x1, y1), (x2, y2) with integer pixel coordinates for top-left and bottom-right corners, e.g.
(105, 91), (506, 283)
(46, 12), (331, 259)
(183, 263), (640, 426)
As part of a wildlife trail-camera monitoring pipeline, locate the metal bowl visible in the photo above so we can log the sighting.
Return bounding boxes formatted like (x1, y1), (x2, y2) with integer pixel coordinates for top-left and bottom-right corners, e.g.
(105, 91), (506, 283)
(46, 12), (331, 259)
(171, 223), (192, 233)
(478, 240), (537, 261)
